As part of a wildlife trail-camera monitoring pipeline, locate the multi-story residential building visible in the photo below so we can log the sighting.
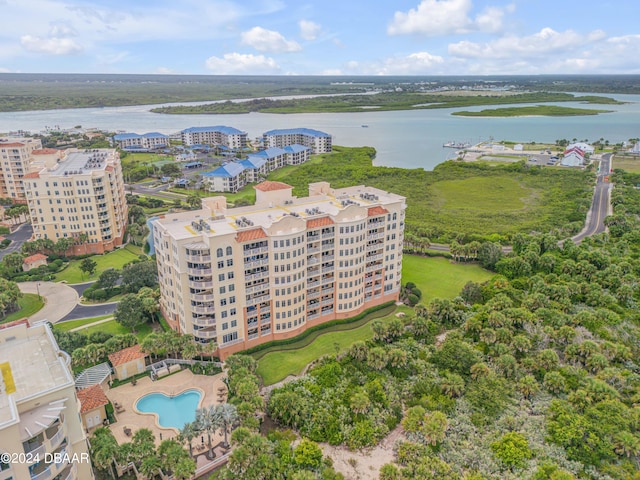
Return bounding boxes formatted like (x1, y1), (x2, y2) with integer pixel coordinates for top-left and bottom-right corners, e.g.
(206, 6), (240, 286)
(112, 132), (170, 151)
(0, 322), (94, 480)
(152, 180), (405, 359)
(181, 126), (248, 151)
(262, 128), (332, 154)
(200, 145), (311, 193)
(24, 149), (128, 254)
(0, 137), (43, 203)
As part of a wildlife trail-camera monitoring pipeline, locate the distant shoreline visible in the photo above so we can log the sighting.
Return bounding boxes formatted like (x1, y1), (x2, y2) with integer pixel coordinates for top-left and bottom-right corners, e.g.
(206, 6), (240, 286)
(451, 105), (613, 117)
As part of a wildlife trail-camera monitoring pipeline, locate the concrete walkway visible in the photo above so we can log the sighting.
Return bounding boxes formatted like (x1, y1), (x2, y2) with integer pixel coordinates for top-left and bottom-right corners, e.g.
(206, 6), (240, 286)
(18, 281), (79, 323)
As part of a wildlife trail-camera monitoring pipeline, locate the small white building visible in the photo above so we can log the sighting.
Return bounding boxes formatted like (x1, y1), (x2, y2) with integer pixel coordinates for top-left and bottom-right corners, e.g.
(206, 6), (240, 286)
(514, 144), (523, 151)
(561, 147), (586, 167)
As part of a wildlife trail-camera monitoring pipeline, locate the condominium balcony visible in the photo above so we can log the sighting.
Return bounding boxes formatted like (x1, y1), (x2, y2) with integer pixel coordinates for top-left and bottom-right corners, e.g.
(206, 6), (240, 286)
(190, 292), (214, 302)
(188, 279), (213, 289)
(322, 265), (334, 274)
(307, 247), (321, 254)
(243, 246), (268, 256)
(321, 276), (334, 285)
(188, 267), (213, 276)
(192, 316), (216, 327)
(366, 253), (383, 262)
(321, 308), (334, 315)
(245, 271), (269, 281)
(366, 264), (384, 273)
(321, 298), (334, 306)
(308, 312), (320, 320)
(307, 268), (320, 277)
(185, 253), (211, 263)
(321, 255), (335, 262)
(367, 232), (384, 240)
(194, 328), (217, 339)
(322, 232), (334, 239)
(307, 291), (320, 299)
(247, 294), (270, 306)
(244, 258), (269, 268)
(307, 279), (320, 288)
(191, 304), (215, 315)
(245, 283), (270, 294)
(321, 286), (334, 294)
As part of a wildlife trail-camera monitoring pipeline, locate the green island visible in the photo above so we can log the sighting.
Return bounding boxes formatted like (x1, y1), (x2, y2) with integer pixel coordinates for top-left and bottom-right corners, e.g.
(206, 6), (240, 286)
(452, 105), (612, 117)
(151, 91), (621, 115)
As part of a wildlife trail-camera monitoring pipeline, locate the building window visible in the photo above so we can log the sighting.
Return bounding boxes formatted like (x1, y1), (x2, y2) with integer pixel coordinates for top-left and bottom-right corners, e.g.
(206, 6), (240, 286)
(217, 248), (223, 258)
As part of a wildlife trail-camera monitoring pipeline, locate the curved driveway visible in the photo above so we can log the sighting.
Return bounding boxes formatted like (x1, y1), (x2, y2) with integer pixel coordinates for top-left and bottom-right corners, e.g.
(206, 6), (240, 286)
(18, 281), (79, 323)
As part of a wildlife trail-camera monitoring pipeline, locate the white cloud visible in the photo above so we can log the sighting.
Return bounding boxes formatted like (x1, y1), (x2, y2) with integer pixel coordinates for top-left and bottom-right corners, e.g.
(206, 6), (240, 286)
(155, 66), (178, 74)
(205, 52), (280, 74)
(241, 27), (301, 53)
(337, 52), (445, 75)
(299, 20), (321, 41)
(388, 0), (509, 36)
(20, 35), (82, 55)
(448, 28), (606, 59)
(0, 67), (10, 73)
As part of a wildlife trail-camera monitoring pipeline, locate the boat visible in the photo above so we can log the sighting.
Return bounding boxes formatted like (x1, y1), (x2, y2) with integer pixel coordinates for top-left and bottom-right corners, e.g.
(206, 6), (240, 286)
(361, 124), (369, 128)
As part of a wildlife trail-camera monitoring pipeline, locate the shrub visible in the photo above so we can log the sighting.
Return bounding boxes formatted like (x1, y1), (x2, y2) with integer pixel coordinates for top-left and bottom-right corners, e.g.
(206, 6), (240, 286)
(408, 294), (420, 306)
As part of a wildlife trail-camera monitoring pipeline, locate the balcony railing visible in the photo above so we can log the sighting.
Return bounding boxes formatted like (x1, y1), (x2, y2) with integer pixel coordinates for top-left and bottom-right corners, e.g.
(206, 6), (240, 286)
(307, 280), (320, 288)
(245, 271), (269, 281)
(48, 427), (65, 450)
(192, 317), (216, 327)
(186, 254), (211, 263)
(188, 267), (213, 276)
(189, 280), (213, 289)
(191, 304), (215, 315)
(247, 294), (270, 306)
(190, 292), (215, 302)
(194, 328), (217, 339)
(30, 465), (52, 480)
(308, 313), (320, 320)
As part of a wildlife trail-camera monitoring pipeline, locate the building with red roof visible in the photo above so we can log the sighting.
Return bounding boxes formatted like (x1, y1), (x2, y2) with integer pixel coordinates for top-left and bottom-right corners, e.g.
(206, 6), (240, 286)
(77, 384), (109, 430)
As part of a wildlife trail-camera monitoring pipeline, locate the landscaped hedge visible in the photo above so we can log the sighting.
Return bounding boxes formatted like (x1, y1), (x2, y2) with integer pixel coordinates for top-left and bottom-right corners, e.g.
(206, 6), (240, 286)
(245, 301), (396, 358)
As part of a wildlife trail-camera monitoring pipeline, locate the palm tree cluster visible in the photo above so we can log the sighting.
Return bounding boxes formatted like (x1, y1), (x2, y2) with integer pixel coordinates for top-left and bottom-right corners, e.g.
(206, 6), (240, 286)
(190, 403), (239, 458)
(90, 426), (196, 480)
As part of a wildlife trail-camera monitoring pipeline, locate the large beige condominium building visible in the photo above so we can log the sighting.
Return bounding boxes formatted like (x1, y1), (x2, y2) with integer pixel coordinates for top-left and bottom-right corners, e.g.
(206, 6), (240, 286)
(24, 149), (128, 254)
(0, 137), (43, 203)
(152, 181), (405, 359)
(0, 322), (94, 480)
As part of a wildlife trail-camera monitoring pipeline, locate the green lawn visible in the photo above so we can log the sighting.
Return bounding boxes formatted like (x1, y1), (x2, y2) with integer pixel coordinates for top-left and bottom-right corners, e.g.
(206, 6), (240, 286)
(54, 247), (142, 284)
(430, 176), (530, 211)
(54, 314), (114, 332)
(613, 155), (640, 173)
(255, 305), (405, 385)
(69, 319), (152, 341)
(1, 294), (45, 324)
(402, 255), (494, 303)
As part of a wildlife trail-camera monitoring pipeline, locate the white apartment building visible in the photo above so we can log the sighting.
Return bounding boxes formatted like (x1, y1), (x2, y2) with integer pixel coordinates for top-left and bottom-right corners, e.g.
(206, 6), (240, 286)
(181, 126), (248, 151)
(262, 128), (332, 154)
(152, 181), (405, 359)
(112, 132), (169, 151)
(0, 322), (94, 480)
(24, 149), (128, 254)
(0, 137), (43, 203)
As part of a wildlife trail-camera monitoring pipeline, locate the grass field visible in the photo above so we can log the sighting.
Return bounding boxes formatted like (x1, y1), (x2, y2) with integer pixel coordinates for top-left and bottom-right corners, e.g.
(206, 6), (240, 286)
(613, 155), (640, 173)
(452, 105), (612, 117)
(65, 319), (152, 340)
(430, 177), (530, 212)
(255, 305), (404, 385)
(54, 315), (114, 331)
(1, 294), (45, 324)
(402, 255), (494, 302)
(54, 246), (142, 284)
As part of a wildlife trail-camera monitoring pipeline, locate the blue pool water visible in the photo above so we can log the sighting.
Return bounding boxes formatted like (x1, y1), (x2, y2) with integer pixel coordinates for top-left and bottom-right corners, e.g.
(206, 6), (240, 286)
(135, 389), (202, 429)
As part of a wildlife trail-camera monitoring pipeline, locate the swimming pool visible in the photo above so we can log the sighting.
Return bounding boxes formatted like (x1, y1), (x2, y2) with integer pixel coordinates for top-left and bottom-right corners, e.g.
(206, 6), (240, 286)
(135, 389), (202, 429)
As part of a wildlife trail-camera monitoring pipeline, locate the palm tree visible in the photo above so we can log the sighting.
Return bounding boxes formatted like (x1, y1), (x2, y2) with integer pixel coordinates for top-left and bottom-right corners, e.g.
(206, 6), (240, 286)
(196, 406), (216, 458)
(90, 427), (119, 479)
(350, 391), (370, 415)
(214, 403), (238, 448)
(179, 422), (197, 457)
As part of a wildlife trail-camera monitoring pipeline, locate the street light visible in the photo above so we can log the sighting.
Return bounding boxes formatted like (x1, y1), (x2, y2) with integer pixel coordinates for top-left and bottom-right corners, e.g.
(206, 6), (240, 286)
(36, 282), (41, 301)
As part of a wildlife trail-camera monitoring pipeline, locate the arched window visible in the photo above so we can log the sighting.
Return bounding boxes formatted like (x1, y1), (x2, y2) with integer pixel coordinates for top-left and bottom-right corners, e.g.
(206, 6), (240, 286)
(217, 248), (223, 258)
(226, 246), (233, 256)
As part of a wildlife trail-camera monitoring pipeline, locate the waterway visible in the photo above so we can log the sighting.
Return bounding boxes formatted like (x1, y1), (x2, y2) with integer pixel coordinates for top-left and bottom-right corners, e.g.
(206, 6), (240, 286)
(1, 93), (638, 170)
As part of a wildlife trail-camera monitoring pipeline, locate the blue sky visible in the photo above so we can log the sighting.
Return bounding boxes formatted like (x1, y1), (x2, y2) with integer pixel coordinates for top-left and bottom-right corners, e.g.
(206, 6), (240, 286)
(1, 0), (639, 75)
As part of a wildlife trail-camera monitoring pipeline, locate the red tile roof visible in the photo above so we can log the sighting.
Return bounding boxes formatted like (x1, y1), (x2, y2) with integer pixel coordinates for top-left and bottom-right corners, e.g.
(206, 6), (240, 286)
(307, 217), (334, 229)
(108, 344), (146, 367)
(31, 148), (59, 155)
(0, 318), (30, 330)
(254, 181), (292, 192)
(368, 206), (388, 217)
(23, 172), (40, 179)
(23, 253), (47, 264)
(236, 228), (267, 242)
(0, 143), (25, 148)
(77, 384), (109, 414)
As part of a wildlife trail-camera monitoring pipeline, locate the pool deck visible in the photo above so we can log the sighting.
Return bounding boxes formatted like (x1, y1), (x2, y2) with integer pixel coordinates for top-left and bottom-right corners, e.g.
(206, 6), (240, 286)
(105, 369), (226, 447)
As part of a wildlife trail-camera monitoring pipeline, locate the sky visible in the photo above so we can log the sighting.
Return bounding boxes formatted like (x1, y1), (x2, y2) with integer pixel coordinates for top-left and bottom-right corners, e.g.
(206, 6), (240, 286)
(1, 0), (639, 75)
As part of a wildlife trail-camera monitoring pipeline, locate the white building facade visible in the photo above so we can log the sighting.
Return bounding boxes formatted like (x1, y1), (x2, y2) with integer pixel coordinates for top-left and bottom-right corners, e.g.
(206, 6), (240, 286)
(181, 126), (248, 150)
(262, 128), (332, 154)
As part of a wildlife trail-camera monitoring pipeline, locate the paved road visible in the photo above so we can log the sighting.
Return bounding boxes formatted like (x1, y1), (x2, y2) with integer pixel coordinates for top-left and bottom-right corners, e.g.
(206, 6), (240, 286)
(571, 153), (612, 244)
(59, 302), (118, 322)
(18, 281), (79, 323)
(0, 224), (33, 261)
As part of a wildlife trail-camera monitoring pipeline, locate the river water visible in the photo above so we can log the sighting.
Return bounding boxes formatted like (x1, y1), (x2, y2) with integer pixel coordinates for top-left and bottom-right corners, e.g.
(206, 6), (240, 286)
(1, 93), (638, 170)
